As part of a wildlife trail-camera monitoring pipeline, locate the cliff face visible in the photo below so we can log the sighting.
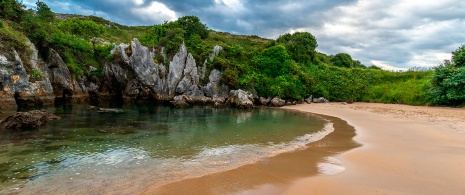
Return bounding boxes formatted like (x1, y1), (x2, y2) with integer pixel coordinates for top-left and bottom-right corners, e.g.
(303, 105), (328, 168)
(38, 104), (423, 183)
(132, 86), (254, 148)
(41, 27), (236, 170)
(102, 39), (228, 103)
(0, 41), (54, 109)
(0, 38), (227, 109)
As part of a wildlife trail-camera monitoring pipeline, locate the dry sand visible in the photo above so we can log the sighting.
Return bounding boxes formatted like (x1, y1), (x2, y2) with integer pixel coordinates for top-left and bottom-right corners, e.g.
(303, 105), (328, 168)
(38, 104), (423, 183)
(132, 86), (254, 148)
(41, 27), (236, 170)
(282, 103), (465, 195)
(142, 103), (465, 195)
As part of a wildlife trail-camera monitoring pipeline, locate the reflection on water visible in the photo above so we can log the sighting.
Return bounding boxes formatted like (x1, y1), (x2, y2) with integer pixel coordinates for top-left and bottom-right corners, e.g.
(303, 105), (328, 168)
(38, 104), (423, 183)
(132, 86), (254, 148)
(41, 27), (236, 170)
(0, 104), (327, 194)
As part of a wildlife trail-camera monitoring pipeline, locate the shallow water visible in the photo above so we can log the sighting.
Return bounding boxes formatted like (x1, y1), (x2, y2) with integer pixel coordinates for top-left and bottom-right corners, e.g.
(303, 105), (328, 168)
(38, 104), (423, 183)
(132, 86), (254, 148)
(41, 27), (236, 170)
(0, 104), (328, 194)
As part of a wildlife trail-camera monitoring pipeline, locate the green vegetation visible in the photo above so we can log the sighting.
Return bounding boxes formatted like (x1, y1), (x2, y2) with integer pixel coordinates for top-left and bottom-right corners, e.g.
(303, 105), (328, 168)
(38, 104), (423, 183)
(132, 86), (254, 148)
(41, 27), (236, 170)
(0, 0), (462, 107)
(30, 68), (44, 80)
(429, 46), (465, 106)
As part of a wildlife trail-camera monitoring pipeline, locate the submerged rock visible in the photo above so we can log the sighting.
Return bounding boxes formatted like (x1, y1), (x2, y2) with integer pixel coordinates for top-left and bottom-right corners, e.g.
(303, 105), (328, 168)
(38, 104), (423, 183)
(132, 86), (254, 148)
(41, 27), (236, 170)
(0, 110), (60, 129)
(87, 106), (124, 113)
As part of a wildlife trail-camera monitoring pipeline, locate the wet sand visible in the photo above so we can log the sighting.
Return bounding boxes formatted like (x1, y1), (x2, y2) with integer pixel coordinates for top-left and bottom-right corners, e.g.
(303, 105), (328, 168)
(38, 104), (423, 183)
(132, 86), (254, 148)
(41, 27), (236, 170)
(141, 114), (360, 195)
(282, 103), (465, 194)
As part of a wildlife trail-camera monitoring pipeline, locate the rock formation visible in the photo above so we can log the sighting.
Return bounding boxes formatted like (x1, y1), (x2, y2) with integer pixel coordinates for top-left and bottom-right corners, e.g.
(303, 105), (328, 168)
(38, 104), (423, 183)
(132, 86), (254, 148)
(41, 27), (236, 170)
(228, 89), (254, 109)
(0, 110), (60, 129)
(270, 97), (286, 107)
(0, 41), (54, 109)
(0, 37), (304, 110)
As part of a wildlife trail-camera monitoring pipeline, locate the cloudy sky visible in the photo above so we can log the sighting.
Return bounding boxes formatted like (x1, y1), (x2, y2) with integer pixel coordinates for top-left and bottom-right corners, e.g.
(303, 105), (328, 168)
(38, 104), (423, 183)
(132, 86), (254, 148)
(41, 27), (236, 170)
(23, 0), (465, 70)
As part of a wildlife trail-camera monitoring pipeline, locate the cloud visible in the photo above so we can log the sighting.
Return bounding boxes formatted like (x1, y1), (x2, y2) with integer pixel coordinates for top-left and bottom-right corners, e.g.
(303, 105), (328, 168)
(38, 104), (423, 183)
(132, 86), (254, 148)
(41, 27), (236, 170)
(22, 0), (465, 69)
(131, 1), (177, 24)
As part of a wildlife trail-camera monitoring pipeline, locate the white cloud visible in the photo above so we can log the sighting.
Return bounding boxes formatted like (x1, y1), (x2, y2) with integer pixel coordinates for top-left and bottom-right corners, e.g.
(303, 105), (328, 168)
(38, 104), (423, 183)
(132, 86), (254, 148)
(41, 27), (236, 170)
(133, 0), (144, 6)
(131, 1), (177, 23)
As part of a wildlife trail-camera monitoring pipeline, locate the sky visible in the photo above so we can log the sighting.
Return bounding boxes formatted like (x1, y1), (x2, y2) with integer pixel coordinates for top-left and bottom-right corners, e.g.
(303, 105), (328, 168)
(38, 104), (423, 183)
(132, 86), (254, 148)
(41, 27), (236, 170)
(23, 0), (465, 70)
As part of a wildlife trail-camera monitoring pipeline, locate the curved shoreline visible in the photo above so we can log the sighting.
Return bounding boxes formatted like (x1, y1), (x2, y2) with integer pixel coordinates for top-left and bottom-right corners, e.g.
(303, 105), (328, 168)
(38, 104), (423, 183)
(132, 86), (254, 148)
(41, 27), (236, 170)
(282, 103), (465, 194)
(141, 112), (359, 194)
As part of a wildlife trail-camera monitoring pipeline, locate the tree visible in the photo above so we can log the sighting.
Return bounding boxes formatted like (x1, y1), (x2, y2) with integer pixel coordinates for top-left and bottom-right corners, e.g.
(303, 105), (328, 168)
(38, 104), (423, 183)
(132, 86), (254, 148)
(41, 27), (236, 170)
(429, 45), (465, 106)
(331, 53), (354, 68)
(452, 45), (465, 67)
(58, 18), (105, 40)
(259, 45), (291, 77)
(177, 15), (209, 39)
(276, 32), (317, 64)
(36, 1), (55, 22)
(0, 0), (26, 22)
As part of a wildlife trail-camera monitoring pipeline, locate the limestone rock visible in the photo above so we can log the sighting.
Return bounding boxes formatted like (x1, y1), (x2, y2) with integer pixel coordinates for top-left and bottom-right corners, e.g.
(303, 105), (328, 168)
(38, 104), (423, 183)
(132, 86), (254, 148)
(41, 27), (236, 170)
(305, 95), (313, 104)
(0, 41), (54, 109)
(258, 97), (271, 106)
(203, 69), (228, 98)
(0, 110), (60, 129)
(47, 49), (86, 100)
(270, 97), (286, 107)
(313, 97), (329, 103)
(229, 89), (254, 109)
(170, 95), (190, 108)
(200, 45), (223, 80)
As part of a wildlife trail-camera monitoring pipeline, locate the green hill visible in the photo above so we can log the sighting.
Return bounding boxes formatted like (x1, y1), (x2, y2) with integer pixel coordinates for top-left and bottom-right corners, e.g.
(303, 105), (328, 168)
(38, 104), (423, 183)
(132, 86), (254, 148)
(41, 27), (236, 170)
(1, 0), (463, 106)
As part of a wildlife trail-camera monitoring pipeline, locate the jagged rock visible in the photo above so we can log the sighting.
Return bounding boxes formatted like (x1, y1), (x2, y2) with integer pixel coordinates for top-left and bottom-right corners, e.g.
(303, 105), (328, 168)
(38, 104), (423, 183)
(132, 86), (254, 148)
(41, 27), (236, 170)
(170, 95), (190, 108)
(258, 97), (271, 106)
(229, 89), (254, 109)
(168, 43), (188, 97)
(200, 45), (223, 80)
(89, 66), (97, 72)
(313, 97), (329, 103)
(305, 95), (313, 104)
(0, 41), (54, 109)
(212, 97), (226, 108)
(270, 97), (286, 107)
(129, 39), (160, 88)
(203, 69), (228, 99)
(0, 110), (60, 129)
(47, 48), (86, 101)
(111, 43), (130, 63)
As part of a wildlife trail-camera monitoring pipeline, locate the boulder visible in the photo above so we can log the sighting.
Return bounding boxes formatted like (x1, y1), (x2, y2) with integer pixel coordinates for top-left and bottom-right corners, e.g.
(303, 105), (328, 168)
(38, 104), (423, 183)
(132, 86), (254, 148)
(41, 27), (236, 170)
(258, 97), (271, 106)
(0, 110), (60, 129)
(228, 89), (254, 109)
(305, 95), (313, 104)
(313, 97), (329, 103)
(170, 95), (190, 108)
(212, 97), (226, 108)
(270, 97), (286, 107)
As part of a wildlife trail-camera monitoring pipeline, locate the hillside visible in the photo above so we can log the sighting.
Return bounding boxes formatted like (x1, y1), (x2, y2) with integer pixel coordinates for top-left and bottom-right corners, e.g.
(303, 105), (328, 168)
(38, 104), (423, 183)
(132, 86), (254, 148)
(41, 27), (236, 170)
(1, 0), (464, 108)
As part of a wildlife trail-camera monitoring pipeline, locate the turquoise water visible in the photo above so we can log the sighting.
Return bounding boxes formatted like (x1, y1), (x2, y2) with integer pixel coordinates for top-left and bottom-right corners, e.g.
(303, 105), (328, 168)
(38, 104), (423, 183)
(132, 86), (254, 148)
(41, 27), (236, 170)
(0, 104), (329, 194)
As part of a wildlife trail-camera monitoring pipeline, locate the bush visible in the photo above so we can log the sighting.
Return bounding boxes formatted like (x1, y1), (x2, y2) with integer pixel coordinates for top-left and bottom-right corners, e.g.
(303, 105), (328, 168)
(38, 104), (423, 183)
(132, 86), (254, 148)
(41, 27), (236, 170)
(30, 68), (44, 80)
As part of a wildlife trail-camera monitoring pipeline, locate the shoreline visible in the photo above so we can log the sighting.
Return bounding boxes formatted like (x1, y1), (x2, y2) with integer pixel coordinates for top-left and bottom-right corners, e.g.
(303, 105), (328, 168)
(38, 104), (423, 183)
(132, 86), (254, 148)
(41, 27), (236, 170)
(140, 113), (359, 194)
(282, 103), (465, 194)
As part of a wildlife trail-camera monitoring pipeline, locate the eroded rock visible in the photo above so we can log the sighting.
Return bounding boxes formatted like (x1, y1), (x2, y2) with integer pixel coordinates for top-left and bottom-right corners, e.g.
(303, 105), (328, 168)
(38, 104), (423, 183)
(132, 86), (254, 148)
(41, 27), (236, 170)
(0, 110), (60, 129)
(229, 89), (254, 109)
(270, 97), (286, 107)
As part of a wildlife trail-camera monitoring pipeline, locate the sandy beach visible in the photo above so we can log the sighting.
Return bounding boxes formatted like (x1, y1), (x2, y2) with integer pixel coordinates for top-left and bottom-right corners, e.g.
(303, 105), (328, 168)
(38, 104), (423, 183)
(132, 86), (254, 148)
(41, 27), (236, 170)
(282, 103), (465, 195)
(142, 102), (465, 194)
